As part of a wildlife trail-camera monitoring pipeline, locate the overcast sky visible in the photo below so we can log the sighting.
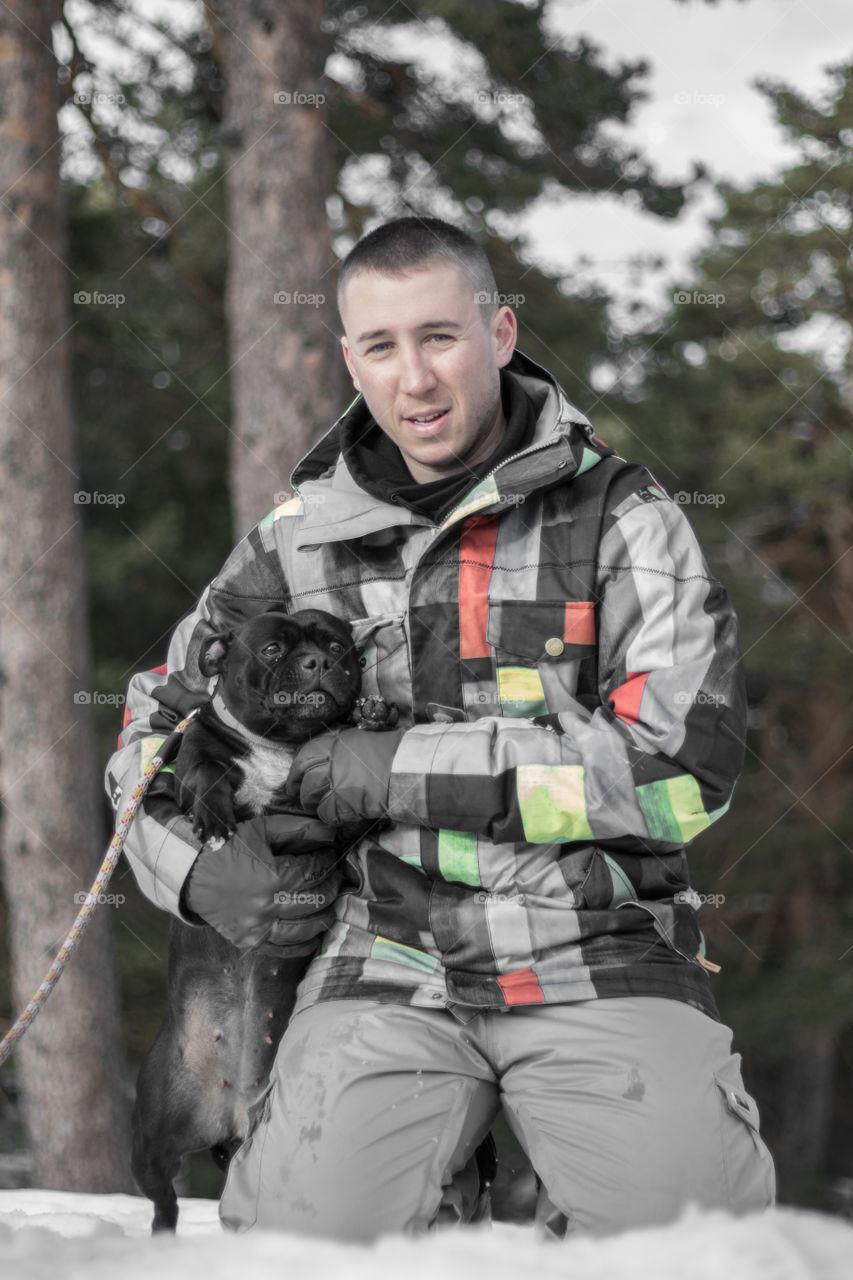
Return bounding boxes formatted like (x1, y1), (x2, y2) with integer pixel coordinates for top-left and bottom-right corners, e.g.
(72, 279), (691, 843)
(525, 0), (853, 313)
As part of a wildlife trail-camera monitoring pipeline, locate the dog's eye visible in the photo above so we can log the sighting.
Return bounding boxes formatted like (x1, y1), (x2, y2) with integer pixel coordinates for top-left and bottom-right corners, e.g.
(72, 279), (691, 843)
(327, 641), (345, 658)
(261, 643), (282, 658)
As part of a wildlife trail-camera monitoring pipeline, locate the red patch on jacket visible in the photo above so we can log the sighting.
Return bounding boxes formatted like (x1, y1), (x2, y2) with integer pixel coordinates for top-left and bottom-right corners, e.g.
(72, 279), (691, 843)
(458, 517), (499, 659)
(497, 967), (545, 1005)
(609, 671), (648, 725)
(564, 601), (596, 646)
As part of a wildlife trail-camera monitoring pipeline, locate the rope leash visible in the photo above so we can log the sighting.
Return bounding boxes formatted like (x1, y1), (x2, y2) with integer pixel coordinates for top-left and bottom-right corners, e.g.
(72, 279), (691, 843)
(0, 710), (198, 1068)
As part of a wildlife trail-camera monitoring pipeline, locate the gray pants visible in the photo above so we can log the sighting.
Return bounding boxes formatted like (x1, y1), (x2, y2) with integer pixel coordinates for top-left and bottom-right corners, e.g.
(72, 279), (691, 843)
(219, 995), (776, 1241)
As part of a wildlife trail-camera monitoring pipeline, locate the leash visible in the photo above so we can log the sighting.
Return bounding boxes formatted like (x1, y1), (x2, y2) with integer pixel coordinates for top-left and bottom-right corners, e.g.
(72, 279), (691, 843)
(0, 710), (199, 1068)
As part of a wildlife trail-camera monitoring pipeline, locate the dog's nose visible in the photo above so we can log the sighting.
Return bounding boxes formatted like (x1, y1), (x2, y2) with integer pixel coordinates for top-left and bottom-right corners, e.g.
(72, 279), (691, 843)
(298, 653), (329, 674)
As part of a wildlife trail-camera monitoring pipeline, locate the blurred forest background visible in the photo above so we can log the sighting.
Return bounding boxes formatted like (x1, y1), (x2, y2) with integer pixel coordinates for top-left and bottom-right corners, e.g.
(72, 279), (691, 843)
(1, 0), (852, 1217)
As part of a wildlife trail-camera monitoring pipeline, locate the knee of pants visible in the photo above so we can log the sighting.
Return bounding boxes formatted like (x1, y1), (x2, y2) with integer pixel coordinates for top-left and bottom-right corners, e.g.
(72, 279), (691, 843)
(218, 1003), (499, 1241)
(495, 1000), (776, 1239)
(220, 1081), (496, 1242)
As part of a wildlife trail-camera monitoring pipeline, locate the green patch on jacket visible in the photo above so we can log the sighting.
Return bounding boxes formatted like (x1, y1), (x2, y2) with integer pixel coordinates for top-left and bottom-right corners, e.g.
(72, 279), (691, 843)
(371, 936), (439, 973)
(140, 736), (175, 775)
(517, 764), (594, 842)
(438, 829), (480, 886)
(636, 774), (712, 843)
(497, 666), (548, 719)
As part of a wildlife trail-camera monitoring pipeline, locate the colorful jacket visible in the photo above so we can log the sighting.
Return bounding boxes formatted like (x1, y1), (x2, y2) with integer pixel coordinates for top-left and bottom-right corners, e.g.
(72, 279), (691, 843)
(107, 351), (747, 1025)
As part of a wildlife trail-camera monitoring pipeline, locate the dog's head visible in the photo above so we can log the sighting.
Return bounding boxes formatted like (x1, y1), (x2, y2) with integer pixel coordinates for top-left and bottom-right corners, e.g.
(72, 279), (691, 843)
(199, 609), (361, 743)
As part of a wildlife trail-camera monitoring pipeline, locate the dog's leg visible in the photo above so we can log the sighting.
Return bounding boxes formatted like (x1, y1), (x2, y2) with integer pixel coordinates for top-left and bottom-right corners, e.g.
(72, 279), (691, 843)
(131, 1041), (183, 1233)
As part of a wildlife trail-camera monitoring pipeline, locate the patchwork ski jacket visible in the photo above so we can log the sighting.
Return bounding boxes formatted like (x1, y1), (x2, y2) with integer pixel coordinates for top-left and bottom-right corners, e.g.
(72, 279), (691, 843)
(107, 350), (747, 1024)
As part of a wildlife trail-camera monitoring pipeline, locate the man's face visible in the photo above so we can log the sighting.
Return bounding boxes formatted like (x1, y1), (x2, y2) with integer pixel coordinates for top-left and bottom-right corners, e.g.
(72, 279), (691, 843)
(339, 260), (517, 484)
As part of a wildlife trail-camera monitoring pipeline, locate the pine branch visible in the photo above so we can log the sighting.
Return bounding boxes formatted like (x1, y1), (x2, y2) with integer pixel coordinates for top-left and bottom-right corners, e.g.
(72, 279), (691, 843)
(61, 9), (224, 317)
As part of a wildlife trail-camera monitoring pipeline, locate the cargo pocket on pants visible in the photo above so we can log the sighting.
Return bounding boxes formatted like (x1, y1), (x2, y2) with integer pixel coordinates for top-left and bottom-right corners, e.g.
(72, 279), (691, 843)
(713, 1071), (776, 1212)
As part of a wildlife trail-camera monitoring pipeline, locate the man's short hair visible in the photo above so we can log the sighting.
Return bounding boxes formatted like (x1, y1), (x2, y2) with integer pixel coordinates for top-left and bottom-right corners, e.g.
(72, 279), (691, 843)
(336, 216), (499, 324)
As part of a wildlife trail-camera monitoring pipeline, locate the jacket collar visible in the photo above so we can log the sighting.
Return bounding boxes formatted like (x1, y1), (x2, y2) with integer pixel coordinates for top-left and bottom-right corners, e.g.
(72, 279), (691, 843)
(287, 350), (605, 548)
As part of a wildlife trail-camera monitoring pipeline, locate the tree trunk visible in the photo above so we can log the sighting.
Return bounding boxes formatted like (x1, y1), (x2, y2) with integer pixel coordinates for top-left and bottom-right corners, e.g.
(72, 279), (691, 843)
(0, 0), (132, 1189)
(209, 0), (346, 536)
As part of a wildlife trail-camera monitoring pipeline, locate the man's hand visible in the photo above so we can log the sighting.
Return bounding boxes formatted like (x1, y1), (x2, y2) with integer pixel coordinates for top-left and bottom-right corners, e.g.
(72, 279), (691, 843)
(182, 813), (349, 954)
(284, 727), (406, 827)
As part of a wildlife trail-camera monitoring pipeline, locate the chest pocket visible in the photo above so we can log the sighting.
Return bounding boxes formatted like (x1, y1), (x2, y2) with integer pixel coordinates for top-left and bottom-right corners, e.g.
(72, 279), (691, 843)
(486, 599), (598, 718)
(349, 613), (412, 721)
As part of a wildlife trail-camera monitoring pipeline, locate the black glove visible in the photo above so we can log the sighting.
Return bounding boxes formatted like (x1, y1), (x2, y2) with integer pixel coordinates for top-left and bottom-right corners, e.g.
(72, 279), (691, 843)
(181, 813), (349, 954)
(283, 727), (407, 827)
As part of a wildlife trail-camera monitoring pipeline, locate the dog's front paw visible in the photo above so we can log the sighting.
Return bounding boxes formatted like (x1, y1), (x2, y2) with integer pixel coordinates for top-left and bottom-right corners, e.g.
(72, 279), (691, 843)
(353, 696), (399, 730)
(191, 804), (236, 846)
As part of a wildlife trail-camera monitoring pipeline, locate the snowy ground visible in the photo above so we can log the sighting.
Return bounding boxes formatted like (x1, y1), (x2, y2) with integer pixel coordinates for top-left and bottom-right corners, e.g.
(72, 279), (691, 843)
(1, 1191), (852, 1280)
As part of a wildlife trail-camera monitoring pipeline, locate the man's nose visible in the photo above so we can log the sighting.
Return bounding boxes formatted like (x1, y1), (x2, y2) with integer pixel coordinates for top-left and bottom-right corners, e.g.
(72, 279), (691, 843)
(398, 347), (438, 397)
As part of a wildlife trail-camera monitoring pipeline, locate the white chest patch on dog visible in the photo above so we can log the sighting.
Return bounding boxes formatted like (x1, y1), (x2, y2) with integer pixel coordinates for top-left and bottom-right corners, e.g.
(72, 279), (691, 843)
(233, 740), (296, 815)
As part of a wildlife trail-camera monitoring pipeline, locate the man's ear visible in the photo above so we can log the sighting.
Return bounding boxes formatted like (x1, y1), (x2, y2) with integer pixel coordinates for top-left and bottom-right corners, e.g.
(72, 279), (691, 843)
(199, 632), (231, 678)
(340, 335), (361, 392)
(493, 304), (517, 369)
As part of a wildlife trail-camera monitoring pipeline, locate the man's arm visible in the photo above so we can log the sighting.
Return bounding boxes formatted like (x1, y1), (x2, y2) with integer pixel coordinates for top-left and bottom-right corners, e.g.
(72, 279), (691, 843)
(390, 491), (746, 848)
(289, 491), (746, 852)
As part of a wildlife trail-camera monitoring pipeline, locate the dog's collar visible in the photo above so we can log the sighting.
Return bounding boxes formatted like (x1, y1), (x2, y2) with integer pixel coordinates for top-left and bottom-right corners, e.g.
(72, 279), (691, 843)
(210, 691), (294, 753)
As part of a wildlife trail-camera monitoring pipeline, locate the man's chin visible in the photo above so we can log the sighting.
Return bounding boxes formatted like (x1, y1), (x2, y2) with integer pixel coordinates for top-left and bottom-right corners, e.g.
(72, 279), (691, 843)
(399, 437), (473, 482)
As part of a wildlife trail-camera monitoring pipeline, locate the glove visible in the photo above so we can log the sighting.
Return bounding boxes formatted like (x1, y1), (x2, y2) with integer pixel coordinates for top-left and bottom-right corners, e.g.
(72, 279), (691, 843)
(181, 813), (350, 954)
(283, 727), (407, 827)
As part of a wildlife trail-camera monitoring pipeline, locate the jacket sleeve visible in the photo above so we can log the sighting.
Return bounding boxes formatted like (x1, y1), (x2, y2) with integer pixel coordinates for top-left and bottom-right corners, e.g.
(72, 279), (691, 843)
(104, 522), (291, 919)
(388, 491), (747, 850)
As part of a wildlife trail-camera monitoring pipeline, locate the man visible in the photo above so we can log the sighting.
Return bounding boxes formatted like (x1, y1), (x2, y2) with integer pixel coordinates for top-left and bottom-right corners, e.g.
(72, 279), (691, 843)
(109, 216), (776, 1241)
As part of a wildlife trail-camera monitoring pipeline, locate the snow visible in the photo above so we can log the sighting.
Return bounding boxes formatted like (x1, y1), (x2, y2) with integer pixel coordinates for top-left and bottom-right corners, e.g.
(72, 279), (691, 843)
(1, 1191), (852, 1280)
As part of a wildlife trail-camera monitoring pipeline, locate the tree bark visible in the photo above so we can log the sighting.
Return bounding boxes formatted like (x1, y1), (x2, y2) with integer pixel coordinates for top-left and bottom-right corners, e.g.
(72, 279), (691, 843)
(0, 0), (131, 1189)
(209, 0), (346, 536)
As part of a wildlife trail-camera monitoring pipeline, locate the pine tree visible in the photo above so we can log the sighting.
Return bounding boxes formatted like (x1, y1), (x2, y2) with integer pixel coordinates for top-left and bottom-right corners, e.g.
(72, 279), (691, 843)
(607, 61), (853, 1207)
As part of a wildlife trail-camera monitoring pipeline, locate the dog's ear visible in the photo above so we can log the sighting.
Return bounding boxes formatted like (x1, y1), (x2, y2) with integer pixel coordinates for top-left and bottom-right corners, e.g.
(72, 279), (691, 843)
(199, 632), (232, 677)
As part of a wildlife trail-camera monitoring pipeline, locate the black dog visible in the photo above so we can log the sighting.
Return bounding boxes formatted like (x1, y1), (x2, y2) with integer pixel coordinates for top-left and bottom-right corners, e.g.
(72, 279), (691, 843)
(131, 609), (384, 1233)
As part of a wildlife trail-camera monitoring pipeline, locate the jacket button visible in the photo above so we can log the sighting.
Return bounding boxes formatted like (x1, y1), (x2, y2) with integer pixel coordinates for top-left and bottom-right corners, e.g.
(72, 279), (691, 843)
(545, 637), (564, 657)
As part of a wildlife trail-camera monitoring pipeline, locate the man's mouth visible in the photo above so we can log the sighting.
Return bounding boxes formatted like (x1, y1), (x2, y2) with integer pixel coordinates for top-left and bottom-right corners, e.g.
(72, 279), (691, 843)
(403, 408), (450, 436)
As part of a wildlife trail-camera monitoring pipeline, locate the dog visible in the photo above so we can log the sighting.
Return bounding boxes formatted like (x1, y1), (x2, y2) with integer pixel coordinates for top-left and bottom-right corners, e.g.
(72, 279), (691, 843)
(131, 608), (386, 1232)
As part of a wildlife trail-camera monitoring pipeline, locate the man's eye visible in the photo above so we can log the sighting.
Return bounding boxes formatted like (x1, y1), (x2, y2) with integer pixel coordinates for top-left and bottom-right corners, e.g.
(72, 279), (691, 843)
(366, 342), (391, 355)
(261, 643), (282, 658)
(427, 333), (453, 343)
